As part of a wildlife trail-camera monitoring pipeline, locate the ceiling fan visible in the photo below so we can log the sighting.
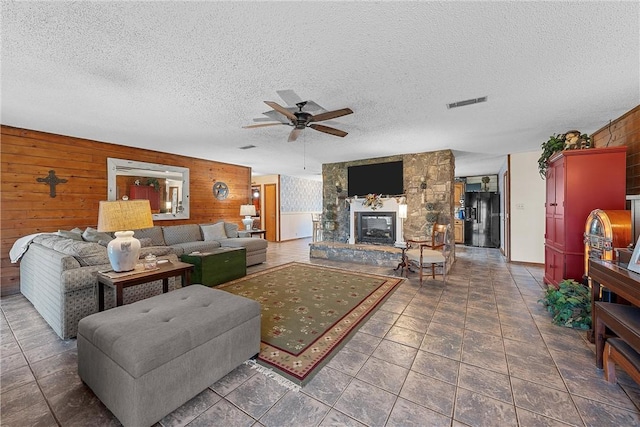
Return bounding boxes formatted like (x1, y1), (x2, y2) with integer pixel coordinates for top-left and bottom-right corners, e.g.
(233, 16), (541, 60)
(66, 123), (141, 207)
(244, 100), (353, 142)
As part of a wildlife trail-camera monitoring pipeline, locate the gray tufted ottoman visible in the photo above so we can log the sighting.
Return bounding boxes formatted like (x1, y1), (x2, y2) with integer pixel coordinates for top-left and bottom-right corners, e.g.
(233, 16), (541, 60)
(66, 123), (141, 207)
(77, 285), (260, 427)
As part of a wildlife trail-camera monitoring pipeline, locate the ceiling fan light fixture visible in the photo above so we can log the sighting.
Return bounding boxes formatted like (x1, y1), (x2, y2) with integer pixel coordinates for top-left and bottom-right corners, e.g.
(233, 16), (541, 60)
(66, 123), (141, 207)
(245, 96), (353, 141)
(446, 96), (488, 109)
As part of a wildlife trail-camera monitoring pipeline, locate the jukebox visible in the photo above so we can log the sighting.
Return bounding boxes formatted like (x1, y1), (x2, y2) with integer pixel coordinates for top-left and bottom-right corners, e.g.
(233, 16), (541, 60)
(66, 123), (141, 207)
(584, 209), (631, 281)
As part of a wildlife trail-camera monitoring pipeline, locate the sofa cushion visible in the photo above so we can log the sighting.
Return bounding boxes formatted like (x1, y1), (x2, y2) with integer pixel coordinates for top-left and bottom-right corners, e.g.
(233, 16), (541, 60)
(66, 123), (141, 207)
(218, 237), (268, 252)
(201, 223), (227, 241)
(162, 225), (202, 246)
(170, 241), (221, 256)
(139, 246), (174, 258)
(133, 226), (165, 246)
(139, 238), (153, 248)
(34, 234), (109, 266)
(214, 221), (239, 238)
(82, 227), (114, 245)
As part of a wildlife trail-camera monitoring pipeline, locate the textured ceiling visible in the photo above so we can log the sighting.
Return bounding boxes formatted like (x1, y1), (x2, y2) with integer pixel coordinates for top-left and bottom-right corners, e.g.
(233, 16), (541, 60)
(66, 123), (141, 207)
(2, 1), (639, 180)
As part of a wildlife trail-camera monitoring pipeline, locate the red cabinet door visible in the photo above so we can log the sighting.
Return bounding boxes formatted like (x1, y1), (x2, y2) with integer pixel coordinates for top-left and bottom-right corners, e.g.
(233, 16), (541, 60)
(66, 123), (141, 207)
(545, 246), (565, 286)
(129, 185), (160, 211)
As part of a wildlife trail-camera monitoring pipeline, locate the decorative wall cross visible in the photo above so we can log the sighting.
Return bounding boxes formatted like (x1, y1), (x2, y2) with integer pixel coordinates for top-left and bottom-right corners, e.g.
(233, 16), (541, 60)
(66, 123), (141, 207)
(36, 170), (67, 198)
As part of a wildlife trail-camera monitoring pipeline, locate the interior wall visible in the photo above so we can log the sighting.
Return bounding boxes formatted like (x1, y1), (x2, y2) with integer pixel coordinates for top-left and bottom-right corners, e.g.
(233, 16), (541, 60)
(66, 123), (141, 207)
(279, 175), (322, 241)
(509, 151), (546, 264)
(1, 126), (251, 296)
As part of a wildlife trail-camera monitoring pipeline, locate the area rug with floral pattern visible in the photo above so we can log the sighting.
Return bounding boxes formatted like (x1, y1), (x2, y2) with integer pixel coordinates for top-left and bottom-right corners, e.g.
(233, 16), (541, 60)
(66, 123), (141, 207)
(218, 262), (403, 385)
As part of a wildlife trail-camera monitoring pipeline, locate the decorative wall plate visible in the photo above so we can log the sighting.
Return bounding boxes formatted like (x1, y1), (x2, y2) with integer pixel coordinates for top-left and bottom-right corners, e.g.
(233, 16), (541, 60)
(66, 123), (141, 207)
(213, 182), (229, 200)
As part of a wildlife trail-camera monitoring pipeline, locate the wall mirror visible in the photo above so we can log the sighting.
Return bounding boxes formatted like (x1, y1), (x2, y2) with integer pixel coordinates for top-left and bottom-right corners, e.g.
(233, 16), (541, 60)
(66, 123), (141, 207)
(107, 158), (190, 220)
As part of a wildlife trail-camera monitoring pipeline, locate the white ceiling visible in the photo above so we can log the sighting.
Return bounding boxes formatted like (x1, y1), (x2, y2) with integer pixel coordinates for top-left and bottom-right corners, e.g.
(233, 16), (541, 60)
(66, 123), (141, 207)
(2, 1), (639, 180)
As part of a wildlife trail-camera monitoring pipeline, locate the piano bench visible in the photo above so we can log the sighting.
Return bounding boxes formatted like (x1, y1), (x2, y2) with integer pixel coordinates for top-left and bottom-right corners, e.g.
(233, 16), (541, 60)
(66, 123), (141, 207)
(604, 338), (640, 385)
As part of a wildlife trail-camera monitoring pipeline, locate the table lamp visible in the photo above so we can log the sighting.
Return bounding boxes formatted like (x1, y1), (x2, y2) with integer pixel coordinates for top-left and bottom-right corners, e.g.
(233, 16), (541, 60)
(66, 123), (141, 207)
(240, 204), (256, 231)
(398, 202), (408, 244)
(97, 200), (154, 272)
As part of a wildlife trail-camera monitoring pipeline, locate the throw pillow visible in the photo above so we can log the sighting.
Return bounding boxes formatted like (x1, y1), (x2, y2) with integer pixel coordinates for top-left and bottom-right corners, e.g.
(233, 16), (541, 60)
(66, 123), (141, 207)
(201, 222), (227, 241)
(57, 229), (83, 241)
(82, 227), (114, 244)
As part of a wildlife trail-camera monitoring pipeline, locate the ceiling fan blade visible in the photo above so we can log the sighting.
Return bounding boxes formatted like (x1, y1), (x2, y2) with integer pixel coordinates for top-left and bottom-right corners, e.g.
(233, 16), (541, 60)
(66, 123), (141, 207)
(288, 128), (302, 142)
(243, 122), (285, 129)
(264, 101), (296, 121)
(309, 124), (348, 137)
(261, 109), (291, 123)
(276, 89), (303, 106)
(311, 108), (353, 122)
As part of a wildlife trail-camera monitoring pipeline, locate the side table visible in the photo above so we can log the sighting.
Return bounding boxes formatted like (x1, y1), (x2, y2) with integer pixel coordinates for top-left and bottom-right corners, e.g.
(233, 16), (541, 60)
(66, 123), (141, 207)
(241, 229), (266, 239)
(97, 260), (193, 311)
(393, 243), (414, 277)
(180, 247), (246, 287)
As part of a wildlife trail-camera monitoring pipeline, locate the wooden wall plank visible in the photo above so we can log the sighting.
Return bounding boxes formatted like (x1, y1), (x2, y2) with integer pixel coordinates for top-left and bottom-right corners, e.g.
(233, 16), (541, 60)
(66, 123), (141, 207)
(1, 125), (251, 296)
(591, 105), (640, 195)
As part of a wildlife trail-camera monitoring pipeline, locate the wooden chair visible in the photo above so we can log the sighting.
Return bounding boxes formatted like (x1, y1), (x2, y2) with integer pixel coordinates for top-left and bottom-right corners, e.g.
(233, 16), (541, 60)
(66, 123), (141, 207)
(405, 223), (451, 283)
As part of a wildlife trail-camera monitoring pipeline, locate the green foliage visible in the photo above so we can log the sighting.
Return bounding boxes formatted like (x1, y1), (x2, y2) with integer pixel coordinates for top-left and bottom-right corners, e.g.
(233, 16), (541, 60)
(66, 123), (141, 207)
(537, 132), (591, 179)
(145, 178), (160, 191)
(538, 134), (566, 179)
(538, 279), (592, 329)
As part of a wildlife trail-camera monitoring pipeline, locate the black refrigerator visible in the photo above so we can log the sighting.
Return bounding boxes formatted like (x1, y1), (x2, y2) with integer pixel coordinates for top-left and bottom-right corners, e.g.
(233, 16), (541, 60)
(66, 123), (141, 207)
(464, 192), (500, 248)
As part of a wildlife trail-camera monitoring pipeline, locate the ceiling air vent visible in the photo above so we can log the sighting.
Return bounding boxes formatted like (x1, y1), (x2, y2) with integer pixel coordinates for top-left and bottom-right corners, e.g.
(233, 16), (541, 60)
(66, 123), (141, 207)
(239, 145), (256, 150)
(446, 96), (488, 109)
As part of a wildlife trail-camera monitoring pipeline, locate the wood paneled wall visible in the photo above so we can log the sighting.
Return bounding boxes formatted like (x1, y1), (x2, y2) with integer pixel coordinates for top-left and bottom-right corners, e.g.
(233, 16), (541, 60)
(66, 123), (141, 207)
(591, 105), (640, 195)
(1, 126), (251, 296)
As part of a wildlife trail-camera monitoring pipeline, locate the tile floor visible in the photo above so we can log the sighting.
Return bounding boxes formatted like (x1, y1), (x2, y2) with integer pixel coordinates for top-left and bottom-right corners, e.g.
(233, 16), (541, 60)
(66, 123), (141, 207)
(2, 240), (640, 426)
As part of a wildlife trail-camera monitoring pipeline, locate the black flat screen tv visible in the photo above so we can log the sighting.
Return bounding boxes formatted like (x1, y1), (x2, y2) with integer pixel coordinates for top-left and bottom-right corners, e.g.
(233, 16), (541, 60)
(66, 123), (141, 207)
(347, 161), (404, 197)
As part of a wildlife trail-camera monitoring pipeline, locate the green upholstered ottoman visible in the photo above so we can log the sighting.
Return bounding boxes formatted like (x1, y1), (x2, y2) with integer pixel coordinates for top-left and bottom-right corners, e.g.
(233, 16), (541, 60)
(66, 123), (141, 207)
(180, 248), (246, 286)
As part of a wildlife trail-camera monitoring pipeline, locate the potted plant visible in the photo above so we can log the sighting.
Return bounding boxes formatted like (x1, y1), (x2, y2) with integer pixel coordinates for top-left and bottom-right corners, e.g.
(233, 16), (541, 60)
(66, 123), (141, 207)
(538, 131), (591, 178)
(538, 279), (592, 329)
(145, 177), (160, 192)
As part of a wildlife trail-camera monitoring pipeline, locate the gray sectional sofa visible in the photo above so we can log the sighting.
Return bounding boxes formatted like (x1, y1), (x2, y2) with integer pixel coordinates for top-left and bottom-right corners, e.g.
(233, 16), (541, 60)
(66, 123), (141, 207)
(133, 221), (267, 267)
(18, 221), (267, 339)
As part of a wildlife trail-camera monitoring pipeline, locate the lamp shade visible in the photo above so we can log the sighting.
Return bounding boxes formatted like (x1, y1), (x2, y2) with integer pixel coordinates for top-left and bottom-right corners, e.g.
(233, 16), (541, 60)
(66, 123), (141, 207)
(97, 200), (154, 272)
(240, 204), (256, 217)
(398, 203), (408, 220)
(97, 200), (154, 232)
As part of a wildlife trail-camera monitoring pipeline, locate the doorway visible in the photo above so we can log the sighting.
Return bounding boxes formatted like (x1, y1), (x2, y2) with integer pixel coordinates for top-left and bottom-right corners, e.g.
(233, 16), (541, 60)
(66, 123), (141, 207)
(264, 183), (277, 242)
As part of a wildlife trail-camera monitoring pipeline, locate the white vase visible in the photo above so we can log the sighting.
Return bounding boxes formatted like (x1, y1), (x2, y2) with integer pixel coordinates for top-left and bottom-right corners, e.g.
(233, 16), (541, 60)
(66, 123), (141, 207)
(107, 231), (141, 272)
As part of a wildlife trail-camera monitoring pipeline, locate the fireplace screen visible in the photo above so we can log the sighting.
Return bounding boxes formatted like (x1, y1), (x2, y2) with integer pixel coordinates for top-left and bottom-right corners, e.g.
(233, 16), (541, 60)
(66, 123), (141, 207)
(357, 212), (396, 245)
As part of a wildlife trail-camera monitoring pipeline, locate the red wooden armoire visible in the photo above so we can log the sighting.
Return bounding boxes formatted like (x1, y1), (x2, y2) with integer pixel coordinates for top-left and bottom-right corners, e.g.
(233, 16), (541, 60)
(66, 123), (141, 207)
(129, 185), (161, 212)
(544, 146), (627, 286)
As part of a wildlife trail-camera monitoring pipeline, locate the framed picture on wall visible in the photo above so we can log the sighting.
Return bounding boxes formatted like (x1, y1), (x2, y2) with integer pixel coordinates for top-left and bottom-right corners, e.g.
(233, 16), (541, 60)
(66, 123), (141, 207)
(628, 235), (640, 274)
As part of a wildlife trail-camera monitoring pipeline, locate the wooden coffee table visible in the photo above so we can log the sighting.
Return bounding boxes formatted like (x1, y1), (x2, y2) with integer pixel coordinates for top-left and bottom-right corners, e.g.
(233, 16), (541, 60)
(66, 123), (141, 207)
(97, 260), (193, 311)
